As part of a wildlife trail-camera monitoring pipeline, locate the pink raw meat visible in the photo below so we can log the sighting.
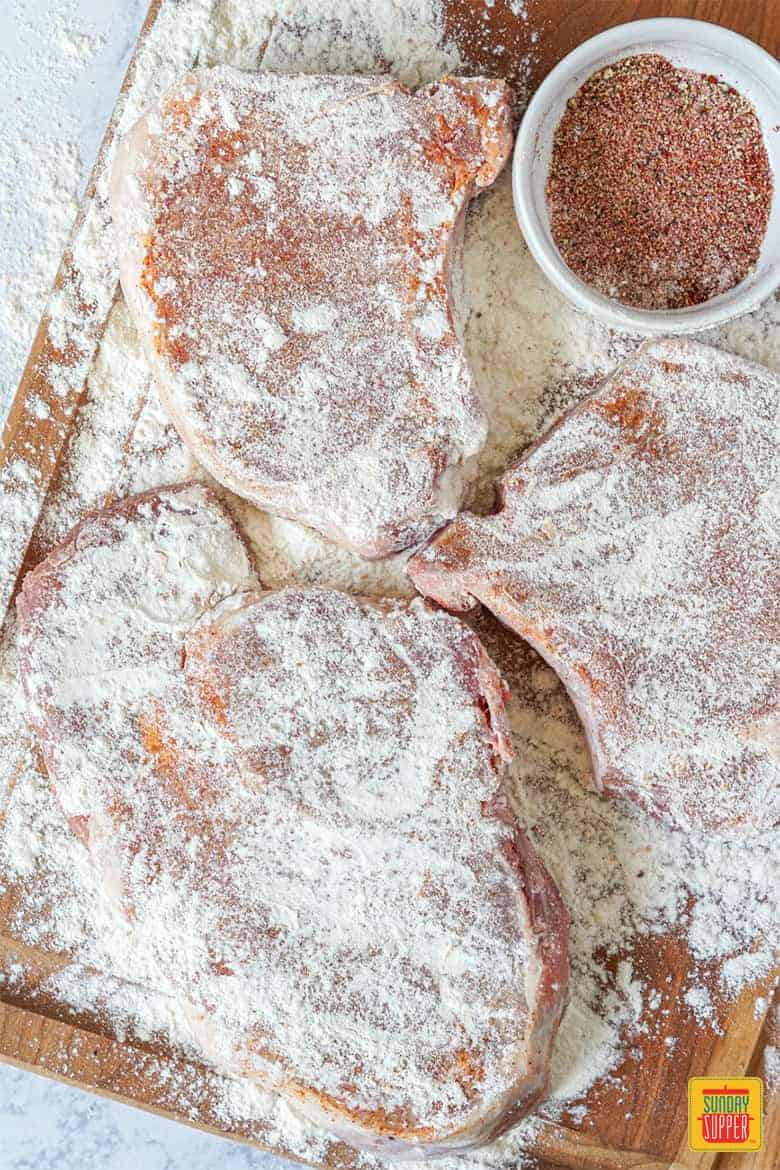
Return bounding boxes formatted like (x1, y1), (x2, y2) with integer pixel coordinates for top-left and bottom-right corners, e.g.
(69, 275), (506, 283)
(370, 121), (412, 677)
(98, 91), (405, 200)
(409, 338), (780, 833)
(17, 484), (569, 1157)
(110, 68), (512, 558)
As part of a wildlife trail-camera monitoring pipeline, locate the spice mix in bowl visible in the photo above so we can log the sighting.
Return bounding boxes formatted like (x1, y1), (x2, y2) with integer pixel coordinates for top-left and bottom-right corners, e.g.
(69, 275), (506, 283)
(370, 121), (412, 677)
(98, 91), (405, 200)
(513, 19), (780, 334)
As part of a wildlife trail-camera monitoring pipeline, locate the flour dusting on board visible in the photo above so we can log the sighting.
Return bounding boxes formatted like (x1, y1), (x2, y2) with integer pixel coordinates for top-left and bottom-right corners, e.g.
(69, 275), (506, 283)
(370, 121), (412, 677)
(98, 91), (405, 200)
(0, 0), (465, 612)
(0, 1), (107, 407)
(0, 0), (778, 1165)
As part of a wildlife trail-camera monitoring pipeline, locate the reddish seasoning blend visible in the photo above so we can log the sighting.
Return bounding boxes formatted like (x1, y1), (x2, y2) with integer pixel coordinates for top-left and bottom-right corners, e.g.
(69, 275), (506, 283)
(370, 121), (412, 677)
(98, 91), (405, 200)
(546, 54), (773, 310)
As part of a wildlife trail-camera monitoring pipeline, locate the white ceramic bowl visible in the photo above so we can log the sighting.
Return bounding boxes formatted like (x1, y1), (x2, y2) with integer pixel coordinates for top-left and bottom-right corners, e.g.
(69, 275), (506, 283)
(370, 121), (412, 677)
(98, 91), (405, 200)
(512, 18), (780, 334)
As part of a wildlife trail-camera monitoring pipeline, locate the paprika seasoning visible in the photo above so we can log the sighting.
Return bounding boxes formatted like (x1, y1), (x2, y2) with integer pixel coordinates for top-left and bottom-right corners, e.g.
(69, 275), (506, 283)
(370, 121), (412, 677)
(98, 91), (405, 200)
(546, 54), (772, 310)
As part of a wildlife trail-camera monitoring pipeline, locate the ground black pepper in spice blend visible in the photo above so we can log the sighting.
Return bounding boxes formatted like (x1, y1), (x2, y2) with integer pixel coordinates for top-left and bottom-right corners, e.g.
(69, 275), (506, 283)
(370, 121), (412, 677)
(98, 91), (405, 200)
(546, 53), (773, 310)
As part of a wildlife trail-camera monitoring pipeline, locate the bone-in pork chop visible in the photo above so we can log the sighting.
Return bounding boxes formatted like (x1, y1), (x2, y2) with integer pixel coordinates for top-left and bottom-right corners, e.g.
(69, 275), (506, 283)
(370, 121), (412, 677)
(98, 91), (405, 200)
(110, 68), (512, 557)
(17, 485), (569, 1157)
(409, 338), (780, 833)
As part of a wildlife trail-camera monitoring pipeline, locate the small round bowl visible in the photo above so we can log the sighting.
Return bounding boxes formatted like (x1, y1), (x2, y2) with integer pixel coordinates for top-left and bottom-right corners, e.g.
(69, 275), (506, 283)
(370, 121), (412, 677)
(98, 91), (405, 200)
(512, 18), (780, 335)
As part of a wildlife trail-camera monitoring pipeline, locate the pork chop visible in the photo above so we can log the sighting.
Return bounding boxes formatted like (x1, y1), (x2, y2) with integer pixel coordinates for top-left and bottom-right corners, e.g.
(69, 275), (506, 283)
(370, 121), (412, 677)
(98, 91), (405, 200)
(110, 68), (513, 558)
(409, 338), (780, 833)
(17, 485), (569, 1157)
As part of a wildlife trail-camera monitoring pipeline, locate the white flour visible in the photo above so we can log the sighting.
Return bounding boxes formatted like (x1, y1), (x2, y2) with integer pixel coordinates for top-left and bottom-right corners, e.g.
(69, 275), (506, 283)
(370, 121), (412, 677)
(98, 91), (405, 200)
(0, 0), (466, 615)
(409, 337), (780, 834)
(256, 0), (461, 83)
(19, 480), (559, 1150)
(0, 0), (778, 1165)
(0, 4), (93, 406)
(110, 66), (512, 556)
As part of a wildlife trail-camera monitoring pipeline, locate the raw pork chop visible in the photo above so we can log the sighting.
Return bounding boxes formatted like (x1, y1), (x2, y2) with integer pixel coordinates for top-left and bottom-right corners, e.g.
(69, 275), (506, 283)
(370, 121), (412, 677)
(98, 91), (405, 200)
(409, 339), (780, 833)
(17, 486), (569, 1157)
(110, 68), (512, 558)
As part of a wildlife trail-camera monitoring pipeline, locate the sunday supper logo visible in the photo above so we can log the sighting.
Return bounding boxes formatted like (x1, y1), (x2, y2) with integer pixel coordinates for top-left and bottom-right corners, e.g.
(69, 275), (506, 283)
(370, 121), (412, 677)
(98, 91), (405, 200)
(688, 1078), (763, 1152)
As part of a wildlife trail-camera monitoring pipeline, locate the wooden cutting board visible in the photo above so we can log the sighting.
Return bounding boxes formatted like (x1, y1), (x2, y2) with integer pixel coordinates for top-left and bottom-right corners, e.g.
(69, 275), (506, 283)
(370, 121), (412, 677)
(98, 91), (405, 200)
(0, 3), (777, 1168)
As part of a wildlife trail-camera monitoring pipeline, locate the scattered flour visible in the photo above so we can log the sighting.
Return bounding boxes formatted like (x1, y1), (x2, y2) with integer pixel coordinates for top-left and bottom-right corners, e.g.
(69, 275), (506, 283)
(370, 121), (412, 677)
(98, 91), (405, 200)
(0, 0), (470, 615)
(766, 1046), (780, 1095)
(684, 986), (718, 1030)
(0, 0), (145, 409)
(256, 0), (461, 85)
(0, 0), (777, 1164)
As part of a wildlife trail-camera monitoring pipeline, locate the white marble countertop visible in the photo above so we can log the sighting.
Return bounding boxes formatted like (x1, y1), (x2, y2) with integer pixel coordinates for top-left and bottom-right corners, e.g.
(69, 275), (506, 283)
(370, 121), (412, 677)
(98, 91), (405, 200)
(0, 3), (289, 1166)
(1, 1064), (290, 1170)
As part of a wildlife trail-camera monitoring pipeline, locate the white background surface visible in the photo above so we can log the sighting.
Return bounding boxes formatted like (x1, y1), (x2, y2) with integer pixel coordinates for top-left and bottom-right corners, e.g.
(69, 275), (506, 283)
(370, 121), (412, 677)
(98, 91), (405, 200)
(0, 0), (146, 414)
(0, 2), (288, 1167)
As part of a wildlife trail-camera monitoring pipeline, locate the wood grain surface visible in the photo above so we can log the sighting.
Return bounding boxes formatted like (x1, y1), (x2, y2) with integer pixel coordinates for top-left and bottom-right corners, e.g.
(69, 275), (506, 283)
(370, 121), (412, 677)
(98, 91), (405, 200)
(444, 0), (778, 94)
(0, 0), (163, 624)
(0, 2), (777, 1168)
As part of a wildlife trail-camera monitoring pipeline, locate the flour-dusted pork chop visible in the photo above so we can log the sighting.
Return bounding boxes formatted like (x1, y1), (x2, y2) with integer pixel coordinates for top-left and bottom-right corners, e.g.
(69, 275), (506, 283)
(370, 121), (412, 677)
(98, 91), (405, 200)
(16, 483), (261, 890)
(409, 338), (780, 833)
(17, 489), (569, 1157)
(110, 68), (513, 558)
